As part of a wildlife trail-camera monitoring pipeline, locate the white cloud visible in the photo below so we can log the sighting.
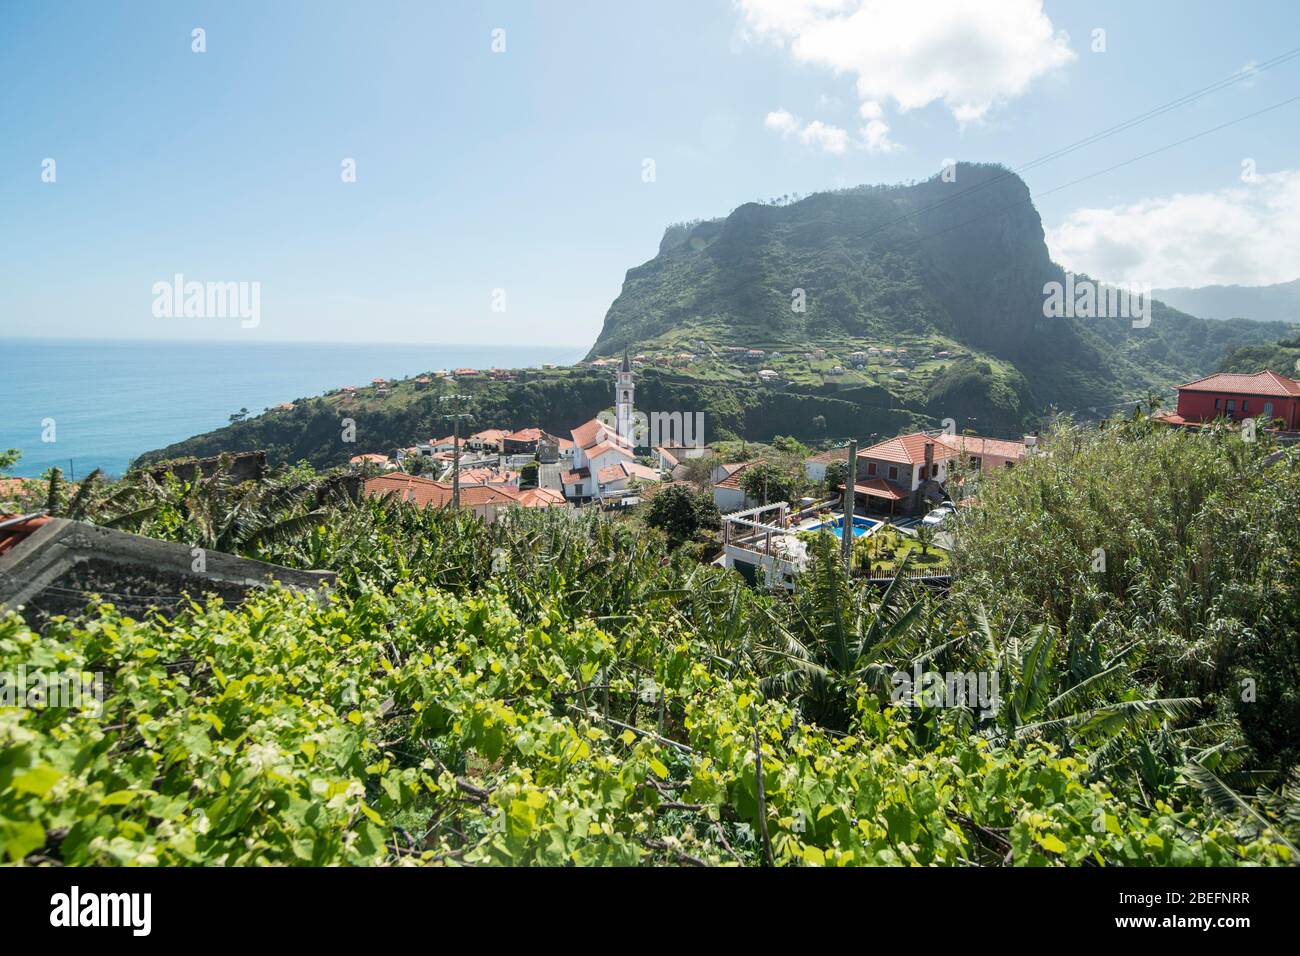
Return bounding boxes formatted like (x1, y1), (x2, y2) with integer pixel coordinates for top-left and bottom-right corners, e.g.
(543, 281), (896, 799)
(1046, 169), (1300, 288)
(861, 118), (899, 153)
(764, 109), (850, 154)
(765, 106), (897, 154)
(737, 0), (1074, 139)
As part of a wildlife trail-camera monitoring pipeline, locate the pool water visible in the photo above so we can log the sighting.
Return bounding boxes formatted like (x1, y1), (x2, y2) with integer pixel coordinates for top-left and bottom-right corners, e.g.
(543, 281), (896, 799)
(809, 515), (882, 539)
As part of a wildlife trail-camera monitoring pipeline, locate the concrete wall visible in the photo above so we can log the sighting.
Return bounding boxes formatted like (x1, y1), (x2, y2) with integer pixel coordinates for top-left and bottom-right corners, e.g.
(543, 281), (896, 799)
(0, 518), (334, 627)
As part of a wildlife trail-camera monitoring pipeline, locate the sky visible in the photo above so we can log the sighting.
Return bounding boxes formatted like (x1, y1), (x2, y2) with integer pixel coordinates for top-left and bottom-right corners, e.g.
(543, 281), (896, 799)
(1, 0), (1298, 348)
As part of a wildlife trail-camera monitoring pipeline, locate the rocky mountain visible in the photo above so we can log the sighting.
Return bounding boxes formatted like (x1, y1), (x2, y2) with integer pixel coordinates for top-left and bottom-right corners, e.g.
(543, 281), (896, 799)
(588, 163), (1292, 416)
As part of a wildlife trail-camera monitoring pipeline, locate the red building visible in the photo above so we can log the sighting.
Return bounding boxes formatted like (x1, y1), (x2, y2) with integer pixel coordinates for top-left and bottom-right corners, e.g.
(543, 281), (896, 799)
(1160, 370), (1300, 431)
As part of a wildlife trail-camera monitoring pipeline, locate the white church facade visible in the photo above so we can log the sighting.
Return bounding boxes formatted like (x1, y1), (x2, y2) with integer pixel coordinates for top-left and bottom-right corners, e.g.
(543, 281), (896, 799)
(561, 352), (661, 501)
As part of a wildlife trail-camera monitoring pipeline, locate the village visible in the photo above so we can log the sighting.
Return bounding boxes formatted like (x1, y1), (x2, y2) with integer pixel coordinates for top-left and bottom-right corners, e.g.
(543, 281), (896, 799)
(336, 351), (1300, 588)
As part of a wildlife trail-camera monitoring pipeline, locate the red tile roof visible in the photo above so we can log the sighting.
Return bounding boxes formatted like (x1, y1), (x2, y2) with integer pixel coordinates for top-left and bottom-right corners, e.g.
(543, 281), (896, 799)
(350, 453), (390, 464)
(1151, 413), (1205, 428)
(364, 474), (560, 510)
(714, 461), (756, 490)
(458, 467), (519, 486)
(934, 434), (1028, 461)
(596, 461), (661, 484)
(0, 479), (34, 500)
(0, 513), (51, 556)
(470, 429), (510, 445)
(839, 479), (908, 501)
(562, 467), (590, 485)
(515, 488), (566, 508)
(1177, 370), (1300, 398)
(585, 441), (635, 462)
(858, 433), (958, 467)
(571, 418), (611, 450)
(505, 428), (545, 442)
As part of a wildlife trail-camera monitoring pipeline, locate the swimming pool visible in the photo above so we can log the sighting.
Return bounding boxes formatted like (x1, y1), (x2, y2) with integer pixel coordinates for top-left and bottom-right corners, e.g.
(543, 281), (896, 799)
(808, 515), (882, 539)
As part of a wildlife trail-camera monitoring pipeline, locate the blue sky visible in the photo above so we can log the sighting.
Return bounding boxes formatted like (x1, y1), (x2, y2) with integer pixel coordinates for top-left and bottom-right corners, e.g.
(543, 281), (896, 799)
(1, 0), (1297, 347)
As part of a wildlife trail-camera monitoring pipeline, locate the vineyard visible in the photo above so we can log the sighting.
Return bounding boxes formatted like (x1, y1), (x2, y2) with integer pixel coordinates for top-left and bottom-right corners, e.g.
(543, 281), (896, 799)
(2, 416), (1298, 865)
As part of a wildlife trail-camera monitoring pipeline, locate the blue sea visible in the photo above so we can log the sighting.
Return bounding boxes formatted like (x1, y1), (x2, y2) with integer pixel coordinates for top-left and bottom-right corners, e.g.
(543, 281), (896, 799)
(0, 338), (586, 478)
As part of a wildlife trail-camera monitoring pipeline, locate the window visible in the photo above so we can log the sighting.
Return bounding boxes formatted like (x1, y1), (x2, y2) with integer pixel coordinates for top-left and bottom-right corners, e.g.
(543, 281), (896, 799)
(1264, 401), (1275, 418)
(888, 466), (898, 481)
(867, 462), (877, 476)
(1215, 398), (1221, 410)
(575, 484), (583, 495)
(1242, 400), (1249, 413)
(931, 463), (939, 478)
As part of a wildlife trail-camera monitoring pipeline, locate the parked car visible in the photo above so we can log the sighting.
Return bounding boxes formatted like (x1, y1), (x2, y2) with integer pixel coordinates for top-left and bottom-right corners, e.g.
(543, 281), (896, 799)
(921, 504), (955, 527)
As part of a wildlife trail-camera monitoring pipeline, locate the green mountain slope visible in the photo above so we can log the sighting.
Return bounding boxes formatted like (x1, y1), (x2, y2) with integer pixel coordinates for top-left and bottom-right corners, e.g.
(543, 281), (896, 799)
(588, 163), (1292, 416)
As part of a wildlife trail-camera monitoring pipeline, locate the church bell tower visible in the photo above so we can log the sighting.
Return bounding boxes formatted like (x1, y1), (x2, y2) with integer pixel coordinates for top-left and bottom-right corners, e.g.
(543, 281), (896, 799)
(615, 350), (635, 444)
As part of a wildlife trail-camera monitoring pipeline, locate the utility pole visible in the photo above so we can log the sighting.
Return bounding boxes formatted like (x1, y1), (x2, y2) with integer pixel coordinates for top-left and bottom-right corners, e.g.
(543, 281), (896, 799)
(841, 440), (857, 570)
(442, 393), (472, 511)
(452, 415), (461, 510)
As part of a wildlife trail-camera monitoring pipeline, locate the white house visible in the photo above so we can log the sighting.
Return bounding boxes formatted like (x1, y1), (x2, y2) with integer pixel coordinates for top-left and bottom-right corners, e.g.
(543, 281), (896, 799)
(712, 461), (758, 513)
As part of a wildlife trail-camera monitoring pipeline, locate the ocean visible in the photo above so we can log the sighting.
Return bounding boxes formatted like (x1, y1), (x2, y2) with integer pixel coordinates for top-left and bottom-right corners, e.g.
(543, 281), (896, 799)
(0, 338), (586, 478)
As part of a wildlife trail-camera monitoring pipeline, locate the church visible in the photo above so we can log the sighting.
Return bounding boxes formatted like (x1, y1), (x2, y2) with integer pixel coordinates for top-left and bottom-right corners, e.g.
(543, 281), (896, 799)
(560, 352), (661, 501)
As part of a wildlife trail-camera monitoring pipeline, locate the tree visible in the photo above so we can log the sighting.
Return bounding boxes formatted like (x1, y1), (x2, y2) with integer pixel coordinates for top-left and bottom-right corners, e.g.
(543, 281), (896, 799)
(823, 458), (848, 499)
(519, 461), (539, 487)
(644, 483), (719, 544)
(760, 535), (925, 730)
(771, 435), (809, 457)
(739, 462), (801, 506)
(0, 448), (20, 475)
(680, 454), (721, 491)
(404, 455), (434, 477)
(914, 521), (937, 556)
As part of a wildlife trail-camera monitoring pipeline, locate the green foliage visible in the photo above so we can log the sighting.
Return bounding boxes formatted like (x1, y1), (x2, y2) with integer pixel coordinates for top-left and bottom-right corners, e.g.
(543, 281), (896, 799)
(823, 458), (847, 498)
(4, 424), (1298, 866)
(644, 484), (720, 545)
(953, 418), (1300, 770)
(3, 580), (1288, 866)
(739, 462), (804, 506)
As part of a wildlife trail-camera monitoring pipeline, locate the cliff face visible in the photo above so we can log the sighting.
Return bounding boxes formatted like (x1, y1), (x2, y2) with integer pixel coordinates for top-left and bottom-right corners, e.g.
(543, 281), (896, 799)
(586, 163), (1289, 412)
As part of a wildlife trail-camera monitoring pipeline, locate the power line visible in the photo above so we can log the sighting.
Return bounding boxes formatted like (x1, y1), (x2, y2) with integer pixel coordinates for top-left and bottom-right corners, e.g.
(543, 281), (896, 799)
(830, 46), (1300, 268)
(888, 94), (1300, 258)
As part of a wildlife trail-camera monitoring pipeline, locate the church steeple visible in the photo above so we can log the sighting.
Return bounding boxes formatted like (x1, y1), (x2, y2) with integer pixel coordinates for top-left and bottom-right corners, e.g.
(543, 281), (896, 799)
(615, 350), (635, 444)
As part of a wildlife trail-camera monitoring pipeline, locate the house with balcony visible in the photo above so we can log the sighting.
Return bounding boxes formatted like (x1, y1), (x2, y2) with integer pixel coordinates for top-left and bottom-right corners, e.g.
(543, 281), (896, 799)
(1155, 370), (1300, 431)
